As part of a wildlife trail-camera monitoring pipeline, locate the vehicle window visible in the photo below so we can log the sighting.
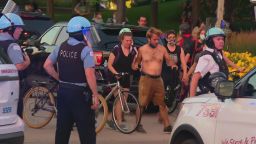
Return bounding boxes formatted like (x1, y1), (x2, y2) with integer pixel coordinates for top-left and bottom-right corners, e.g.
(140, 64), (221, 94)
(55, 27), (69, 46)
(96, 28), (148, 51)
(0, 49), (11, 64)
(246, 73), (256, 96)
(40, 26), (61, 45)
(0, 56), (3, 64)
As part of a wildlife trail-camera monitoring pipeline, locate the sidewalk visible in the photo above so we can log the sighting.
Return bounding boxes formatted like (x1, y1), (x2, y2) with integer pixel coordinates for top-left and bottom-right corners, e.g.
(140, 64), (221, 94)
(24, 112), (179, 144)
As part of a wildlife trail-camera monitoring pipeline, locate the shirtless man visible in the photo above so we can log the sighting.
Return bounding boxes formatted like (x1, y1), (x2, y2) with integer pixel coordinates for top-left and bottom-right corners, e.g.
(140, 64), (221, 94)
(132, 27), (177, 133)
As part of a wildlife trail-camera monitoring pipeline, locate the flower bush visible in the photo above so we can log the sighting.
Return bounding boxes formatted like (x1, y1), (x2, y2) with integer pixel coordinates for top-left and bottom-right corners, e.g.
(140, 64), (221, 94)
(224, 51), (256, 80)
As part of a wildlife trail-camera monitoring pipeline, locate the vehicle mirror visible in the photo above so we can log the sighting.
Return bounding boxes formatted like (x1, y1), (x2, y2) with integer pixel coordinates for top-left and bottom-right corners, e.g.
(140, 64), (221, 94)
(34, 39), (40, 47)
(214, 81), (234, 98)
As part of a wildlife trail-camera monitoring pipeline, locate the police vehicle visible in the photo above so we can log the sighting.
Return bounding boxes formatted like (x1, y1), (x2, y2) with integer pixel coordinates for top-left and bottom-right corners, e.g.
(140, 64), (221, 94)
(0, 49), (24, 143)
(169, 67), (256, 144)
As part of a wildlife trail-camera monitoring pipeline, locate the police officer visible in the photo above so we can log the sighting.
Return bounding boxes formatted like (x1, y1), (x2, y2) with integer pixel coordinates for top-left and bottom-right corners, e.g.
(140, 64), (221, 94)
(0, 13), (30, 117)
(43, 16), (99, 144)
(189, 27), (229, 97)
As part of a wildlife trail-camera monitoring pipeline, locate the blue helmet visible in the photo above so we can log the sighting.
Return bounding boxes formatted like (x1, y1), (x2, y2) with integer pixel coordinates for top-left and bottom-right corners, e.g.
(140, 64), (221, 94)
(0, 15), (12, 30)
(0, 13), (24, 29)
(205, 27), (225, 49)
(67, 16), (91, 33)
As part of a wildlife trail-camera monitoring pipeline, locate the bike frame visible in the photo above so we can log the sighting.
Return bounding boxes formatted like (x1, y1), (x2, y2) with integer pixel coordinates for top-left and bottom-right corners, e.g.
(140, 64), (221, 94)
(100, 80), (130, 113)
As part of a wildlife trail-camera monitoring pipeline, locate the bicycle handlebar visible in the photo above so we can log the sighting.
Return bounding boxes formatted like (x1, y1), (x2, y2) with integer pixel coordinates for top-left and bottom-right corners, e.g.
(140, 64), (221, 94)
(115, 72), (129, 77)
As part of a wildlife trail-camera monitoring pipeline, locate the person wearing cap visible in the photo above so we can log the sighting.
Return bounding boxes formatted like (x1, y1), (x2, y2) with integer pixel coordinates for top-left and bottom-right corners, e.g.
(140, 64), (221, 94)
(0, 13), (30, 117)
(107, 27), (146, 133)
(189, 27), (243, 97)
(44, 16), (99, 144)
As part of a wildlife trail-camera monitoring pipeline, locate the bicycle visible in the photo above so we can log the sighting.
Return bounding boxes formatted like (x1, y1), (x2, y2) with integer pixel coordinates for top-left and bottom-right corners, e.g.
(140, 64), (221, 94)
(163, 68), (183, 114)
(98, 72), (142, 134)
(23, 77), (108, 134)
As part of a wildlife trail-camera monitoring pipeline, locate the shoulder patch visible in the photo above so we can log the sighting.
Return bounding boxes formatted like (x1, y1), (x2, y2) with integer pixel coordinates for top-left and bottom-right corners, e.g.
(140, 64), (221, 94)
(90, 51), (94, 56)
(12, 45), (21, 51)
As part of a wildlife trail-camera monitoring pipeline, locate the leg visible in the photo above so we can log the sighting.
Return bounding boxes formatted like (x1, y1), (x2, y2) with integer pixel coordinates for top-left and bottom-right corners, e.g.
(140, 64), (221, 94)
(159, 104), (170, 127)
(73, 89), (96, 144)
(55, 88), (74, 144)
(137, 76), (152, 132)
(152, 78), (171, 128)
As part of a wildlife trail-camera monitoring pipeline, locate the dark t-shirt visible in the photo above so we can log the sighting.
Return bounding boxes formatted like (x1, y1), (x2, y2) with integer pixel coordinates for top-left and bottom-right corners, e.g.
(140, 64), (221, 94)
(111, 44), (136, 73)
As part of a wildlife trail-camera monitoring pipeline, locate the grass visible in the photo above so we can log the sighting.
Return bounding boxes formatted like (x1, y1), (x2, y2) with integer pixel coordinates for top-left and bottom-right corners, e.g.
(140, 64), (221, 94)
(50, 0), (184, 31)
(226, 31), (256, 56)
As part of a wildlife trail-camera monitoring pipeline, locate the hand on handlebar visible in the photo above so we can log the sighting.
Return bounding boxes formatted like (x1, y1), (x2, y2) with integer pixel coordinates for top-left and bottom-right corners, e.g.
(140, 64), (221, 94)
(114, 72), (129, 80)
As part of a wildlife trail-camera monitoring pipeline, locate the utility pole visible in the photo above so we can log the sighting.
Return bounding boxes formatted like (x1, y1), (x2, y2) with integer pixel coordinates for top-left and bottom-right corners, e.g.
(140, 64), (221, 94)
(47, 0), (54, 18)
(191, 0), (199, 28)
(215, 0), (225, 27)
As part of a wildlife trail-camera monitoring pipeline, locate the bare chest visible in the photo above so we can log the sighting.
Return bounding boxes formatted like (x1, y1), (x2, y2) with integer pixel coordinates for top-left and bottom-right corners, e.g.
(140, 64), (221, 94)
(142, 49), (164, 62)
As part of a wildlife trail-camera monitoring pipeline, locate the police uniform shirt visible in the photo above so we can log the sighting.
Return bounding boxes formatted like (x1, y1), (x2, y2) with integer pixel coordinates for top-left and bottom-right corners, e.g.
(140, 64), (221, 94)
(194, 47), (223, 77)
(48, 37), (95, 69)
(0, 33), (24, 64)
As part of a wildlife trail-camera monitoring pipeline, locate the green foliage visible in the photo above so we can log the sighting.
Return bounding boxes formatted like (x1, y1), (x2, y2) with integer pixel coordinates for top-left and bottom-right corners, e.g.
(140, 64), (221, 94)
(50, 0), (184, 31)
(226, 31), (256, 56)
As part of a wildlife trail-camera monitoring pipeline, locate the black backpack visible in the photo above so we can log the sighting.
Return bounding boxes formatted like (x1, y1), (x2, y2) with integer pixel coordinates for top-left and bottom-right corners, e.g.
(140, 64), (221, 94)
(180, 36), (197, 65)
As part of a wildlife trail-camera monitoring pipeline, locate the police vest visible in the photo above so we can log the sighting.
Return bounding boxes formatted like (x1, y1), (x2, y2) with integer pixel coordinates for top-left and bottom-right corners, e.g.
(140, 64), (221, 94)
(0, 40), (15, 54)
(0, 40), (27, 80)
(198, 50), (229, 93)
(57, 41), (87, 83)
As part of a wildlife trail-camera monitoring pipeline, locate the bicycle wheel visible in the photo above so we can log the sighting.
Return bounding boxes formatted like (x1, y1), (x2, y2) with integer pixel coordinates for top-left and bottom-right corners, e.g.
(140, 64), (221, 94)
(165, 85), (180, 114)
(95, 94), (108, 134)
(23, 86), (55, 129)
(112, 91), (141, 134)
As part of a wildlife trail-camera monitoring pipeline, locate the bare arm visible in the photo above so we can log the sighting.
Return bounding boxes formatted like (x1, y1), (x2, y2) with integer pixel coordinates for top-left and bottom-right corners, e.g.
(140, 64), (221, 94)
(132, 48), (142, 70)
(43, 58), (59, 80)
(15, 54), (30, 71)
(180, 47), (187, 75)
(85, 68), (99, 110)
(190, 72), (201, 97)
(187, 62), (197, 78)
(180, 47), (189, 84)
(107, 53), (119, 74)
(184, 53), (190, 64)
(85, 68), (98, 95)
(223, 54), (243, 72)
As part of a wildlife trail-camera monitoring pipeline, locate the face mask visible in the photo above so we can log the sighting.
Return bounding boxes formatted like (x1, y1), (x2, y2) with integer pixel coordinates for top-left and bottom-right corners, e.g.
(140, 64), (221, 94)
(149, 43), (156, 49)
(168, 39), (176, 45)
(200, 34), (205, 41)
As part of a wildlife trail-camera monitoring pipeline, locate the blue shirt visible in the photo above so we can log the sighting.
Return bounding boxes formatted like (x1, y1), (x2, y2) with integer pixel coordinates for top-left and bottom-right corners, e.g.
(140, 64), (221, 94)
(48, 37), (95, 68)
(0, 33), (24, 64)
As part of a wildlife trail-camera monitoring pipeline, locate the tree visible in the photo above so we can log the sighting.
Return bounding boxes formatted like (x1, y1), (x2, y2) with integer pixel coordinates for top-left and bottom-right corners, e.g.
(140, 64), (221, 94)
(191, 0), (200, 27)
(47, 0), (54, 18)
(116, 0), (126, 24)
(151, 0), (158, 27)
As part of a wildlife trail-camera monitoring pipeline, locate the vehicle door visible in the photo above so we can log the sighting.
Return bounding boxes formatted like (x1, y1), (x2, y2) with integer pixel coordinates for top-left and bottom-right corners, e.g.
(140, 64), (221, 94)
(39, 26), (64, 53)
(0, 49), (20, 126)
(215, 68), (256, 144)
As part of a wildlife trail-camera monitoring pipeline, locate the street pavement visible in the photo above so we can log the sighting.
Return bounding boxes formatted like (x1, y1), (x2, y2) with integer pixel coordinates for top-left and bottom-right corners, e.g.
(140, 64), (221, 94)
(24, 111), (179, 144)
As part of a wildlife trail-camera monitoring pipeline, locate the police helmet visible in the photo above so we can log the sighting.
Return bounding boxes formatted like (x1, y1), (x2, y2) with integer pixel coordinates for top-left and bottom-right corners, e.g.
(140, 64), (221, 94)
(0, 13), (24, 30)
(67, 16), (91, 33)
(208, 72), (227, 90)
(119, 28), (131, 36)
(205, 27), (225, 49)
